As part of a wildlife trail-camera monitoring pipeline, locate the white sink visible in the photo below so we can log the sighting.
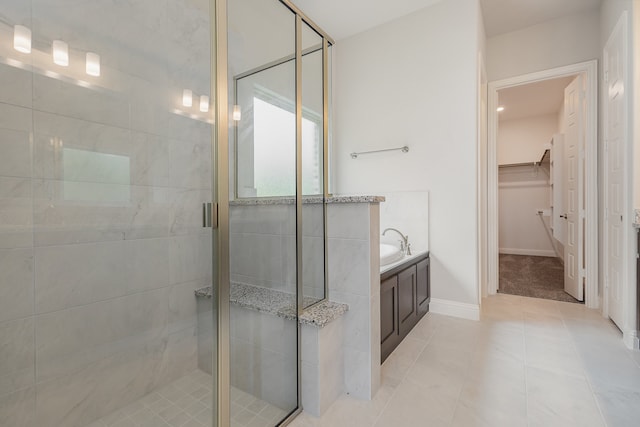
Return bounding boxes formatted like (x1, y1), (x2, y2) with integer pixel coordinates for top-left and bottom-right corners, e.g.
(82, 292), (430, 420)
(380, 243), (403, 266)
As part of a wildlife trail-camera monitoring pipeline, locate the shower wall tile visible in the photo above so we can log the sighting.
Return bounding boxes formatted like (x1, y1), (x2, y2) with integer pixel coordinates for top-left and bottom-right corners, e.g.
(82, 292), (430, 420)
(32, 112), (172, 188)
(33, 74), (130, 129)
(166, 0), (211, 87)
(301, 319), (345, 416)
(32, 111), (129, 180)
(158, 110), (212, 143)
(170, 188), (211, 236)
(35, 287), (169, 383)
(327, 238), (371, 296)
(32, 180), (174, 246)
(169, 233), (213, 286)
(31, 0), (168, 72)
(230, 306), (297, 355)
(327, 203), (371, 240)
(303, 235), (325, 297)
(230, 315), (298, 410)
(0, 64), (32, 109)
(302, 204), (324, 238)
(326, 202), (381, 401)
(0, 177), (33, 249)
(196, 298), (214, 375)
(168, 281), (201, 334)
(32, 180), (129, 246)
(0, 248), (34, 323)
(0, 103), (32, 179)
(34, 238), (170, 314)
(0, 386), (35, 427)
(0, 317), (35, 397)
(330, 291), (372, 355)
(131, 131), (171, 187)
(229, 204), (292, 235)
(34, 332), (173, 427)
(169, 137), (212, 190)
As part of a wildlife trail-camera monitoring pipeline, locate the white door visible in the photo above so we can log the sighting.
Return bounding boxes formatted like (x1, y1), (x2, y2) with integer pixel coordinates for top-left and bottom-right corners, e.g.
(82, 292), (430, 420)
(604, 15), (627, 329)
(563, 76), (583, 301)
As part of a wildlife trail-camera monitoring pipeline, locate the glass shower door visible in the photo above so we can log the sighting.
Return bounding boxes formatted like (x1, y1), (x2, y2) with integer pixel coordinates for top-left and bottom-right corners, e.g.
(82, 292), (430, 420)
(0, 1), (219, 426)
(228, 0), (299, 425)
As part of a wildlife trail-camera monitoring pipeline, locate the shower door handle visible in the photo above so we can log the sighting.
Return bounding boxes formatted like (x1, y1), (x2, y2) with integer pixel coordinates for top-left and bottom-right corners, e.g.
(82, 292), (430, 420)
(203, 202), (219, 229)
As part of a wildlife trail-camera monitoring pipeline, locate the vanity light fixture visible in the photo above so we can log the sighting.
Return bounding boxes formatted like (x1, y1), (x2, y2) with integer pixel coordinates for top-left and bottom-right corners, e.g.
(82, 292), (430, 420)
(13, 25), (31, 54)
(53, 40), (69, 66)
(182, 89), (193, 107)
(199, 95), (209, 112)
(232, 105), (241, 121)
(86, 52), (100, 76)
(496, 106), (505, 112)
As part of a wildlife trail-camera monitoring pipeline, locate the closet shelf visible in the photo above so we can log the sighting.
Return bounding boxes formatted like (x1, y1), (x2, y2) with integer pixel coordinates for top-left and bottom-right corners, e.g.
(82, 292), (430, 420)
(499, 149), (550, 169)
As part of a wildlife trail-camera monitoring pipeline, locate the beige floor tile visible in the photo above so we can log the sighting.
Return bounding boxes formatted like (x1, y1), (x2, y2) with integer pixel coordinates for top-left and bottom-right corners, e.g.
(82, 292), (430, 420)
(373, 380), (457, 427)
(526, 366), (606, 427)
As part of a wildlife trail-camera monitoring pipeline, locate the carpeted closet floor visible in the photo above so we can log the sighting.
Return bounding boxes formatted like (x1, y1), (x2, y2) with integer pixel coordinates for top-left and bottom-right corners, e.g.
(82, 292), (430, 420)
(498, 254), (581, 303)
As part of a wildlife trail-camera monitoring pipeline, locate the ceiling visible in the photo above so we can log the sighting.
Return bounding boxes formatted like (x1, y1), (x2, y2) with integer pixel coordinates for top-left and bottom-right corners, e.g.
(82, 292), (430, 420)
(480, 0), (602, 37)
(291, 0), (601, 41)
(497, 76), (576, 122)
(291, 0), (443, 40)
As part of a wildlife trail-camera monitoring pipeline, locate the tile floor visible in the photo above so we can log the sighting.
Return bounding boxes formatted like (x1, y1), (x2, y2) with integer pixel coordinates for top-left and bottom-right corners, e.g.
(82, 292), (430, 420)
(289, 294), (640, 427)
(86, 370), (288, 427)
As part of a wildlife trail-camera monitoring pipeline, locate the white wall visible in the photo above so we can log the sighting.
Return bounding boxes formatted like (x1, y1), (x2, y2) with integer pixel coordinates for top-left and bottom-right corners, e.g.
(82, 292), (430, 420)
(498, 114), (557, 165)
(379, 191), (429, 253)
(499, 179), (554, 256)
(333, 0), (482, 306)
(498, 114), (557, 256)
(487, 9), (600, 81)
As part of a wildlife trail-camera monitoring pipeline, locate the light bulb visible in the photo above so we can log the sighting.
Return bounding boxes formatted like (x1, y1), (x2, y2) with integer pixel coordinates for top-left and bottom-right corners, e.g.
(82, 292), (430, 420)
(182, 89), (193, 107)
(13, 25), (31, 54)
(199, 95), (209, 112)
(232, 105), (241, 121)
(86, 52), (100, 76)
(53, 40), (69, 66)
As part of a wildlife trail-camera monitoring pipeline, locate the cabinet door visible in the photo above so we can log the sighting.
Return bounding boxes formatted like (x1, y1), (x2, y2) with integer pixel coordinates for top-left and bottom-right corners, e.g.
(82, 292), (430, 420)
(381, 275), (399, 362)
(416, 258), (430, 318)
(398, 265), (418, 337)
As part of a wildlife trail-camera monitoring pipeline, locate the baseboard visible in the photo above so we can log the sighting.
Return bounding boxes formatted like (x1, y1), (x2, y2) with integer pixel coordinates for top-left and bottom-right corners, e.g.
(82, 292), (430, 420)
(623, 329), (640, 350)
(499, 248), (556, 257)
(430, 298), (480, 321)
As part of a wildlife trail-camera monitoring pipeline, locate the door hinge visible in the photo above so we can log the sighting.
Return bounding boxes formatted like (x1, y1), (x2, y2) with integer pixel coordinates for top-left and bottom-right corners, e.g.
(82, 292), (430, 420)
(202, 202), (218, 229)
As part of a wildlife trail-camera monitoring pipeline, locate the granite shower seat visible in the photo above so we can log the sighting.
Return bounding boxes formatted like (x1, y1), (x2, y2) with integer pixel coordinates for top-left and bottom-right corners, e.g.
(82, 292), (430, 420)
(194, 282), (348, 328)
(195, 283), (349, 416)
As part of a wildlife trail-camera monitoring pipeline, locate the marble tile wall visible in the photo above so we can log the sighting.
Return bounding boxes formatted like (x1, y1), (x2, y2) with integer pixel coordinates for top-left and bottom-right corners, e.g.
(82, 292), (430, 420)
(301, 318), (345, 416)
(225, 202), (382, 405)
(229, 203), (326, 301)
(0, 1), (213, 425)
(326, 203), (381, 400)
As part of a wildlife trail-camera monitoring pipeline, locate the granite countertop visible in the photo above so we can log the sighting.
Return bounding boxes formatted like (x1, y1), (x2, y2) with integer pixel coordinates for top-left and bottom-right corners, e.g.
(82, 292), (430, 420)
(195, 283), (348, 328)
(230, 195), (385, 206)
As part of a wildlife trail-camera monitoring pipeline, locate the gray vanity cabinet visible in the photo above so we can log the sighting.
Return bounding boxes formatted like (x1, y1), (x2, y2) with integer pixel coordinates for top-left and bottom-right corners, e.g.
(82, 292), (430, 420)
(381, 252), (430, 362)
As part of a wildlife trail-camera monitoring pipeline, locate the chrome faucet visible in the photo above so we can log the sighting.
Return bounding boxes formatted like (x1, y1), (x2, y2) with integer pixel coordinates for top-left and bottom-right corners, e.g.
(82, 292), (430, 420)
(382, 228), (411, 256)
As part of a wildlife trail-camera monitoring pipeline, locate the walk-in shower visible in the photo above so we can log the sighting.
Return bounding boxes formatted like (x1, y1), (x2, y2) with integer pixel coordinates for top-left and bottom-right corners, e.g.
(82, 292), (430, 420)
(0, 0), (332, 425)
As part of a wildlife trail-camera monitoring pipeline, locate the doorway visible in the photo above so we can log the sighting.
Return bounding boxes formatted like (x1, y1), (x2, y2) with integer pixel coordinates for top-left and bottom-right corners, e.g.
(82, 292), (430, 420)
(487, 61), (599, 309)
(497, 75), (581, 303)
